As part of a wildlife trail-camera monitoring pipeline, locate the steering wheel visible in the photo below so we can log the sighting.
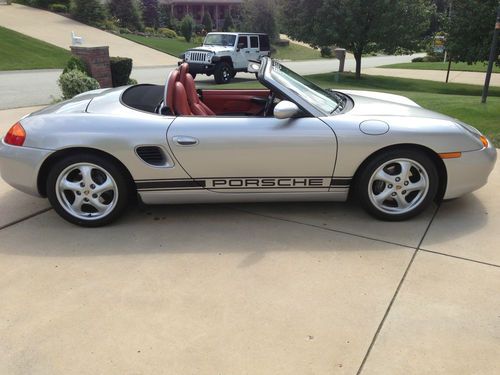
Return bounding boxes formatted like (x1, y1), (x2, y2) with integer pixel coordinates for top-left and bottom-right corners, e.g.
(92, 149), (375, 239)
(263, 92), (276, 117)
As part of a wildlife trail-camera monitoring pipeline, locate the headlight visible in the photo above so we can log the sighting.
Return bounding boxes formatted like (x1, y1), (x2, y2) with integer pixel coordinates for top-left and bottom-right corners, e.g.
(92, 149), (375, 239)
(206, 52), (214, 61)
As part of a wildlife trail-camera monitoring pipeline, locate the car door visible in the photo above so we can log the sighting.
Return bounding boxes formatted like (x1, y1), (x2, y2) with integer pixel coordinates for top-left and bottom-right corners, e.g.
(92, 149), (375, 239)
(233, 35), (250, 70)
(248, 35), (261, 61)
(166, 115), (337, 193)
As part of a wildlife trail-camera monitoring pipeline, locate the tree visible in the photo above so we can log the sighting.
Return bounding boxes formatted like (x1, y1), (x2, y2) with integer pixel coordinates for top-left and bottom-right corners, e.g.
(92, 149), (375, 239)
(242, 0), (278, 42)
(70, 0), (106, 26)
(202, 12), (213, 32)
(141, 0), (159, 28)
(279, 0), (432, 78)
(446, 0), (499, 66)
(180, 14), (194, 42)
(158, 3), (172, 28)
(109, 0), (144, 31)
(222, 11), (234, 32)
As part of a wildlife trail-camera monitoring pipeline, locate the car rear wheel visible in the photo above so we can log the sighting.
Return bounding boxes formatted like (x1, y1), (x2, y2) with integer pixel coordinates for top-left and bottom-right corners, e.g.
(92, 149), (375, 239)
(214, 62), (233, 84)
(46, 154), (130, 227)
(357, 149), (438, 221)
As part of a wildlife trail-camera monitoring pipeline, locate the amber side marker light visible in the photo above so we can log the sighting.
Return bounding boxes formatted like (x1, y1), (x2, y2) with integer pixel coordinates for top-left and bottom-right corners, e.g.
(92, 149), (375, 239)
(480, 135), (489, 148)
(4, 122), (26, 146)
(439, 152), (462, 159)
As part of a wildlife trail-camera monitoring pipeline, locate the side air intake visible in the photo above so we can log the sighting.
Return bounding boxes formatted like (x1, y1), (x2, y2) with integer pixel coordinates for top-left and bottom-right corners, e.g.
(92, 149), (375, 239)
(136, 146), (167, 166)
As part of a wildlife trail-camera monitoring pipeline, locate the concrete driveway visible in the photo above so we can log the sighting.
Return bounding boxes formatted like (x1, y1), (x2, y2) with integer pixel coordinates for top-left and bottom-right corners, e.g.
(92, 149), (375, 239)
(0, 107), (499, 374)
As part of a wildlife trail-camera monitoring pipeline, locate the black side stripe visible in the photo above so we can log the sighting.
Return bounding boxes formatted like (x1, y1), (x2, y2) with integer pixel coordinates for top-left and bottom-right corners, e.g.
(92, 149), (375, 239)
(136, 179), (205, 190)
(330, 178), (352, 187)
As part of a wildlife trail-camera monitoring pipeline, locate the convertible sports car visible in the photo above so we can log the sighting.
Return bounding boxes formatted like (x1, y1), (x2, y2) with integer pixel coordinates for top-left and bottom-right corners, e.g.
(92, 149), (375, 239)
(0, 57), (496, 226)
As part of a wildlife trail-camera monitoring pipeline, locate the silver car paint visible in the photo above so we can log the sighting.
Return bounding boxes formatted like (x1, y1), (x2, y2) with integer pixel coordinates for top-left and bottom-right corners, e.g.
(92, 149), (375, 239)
(0, 57), (496, 205)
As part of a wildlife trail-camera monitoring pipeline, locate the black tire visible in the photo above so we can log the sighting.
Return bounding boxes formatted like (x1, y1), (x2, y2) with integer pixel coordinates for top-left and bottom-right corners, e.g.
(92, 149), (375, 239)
(46, 154), (131, 227)
(356, 149), (439, 221)
(214, 62), (234, 84)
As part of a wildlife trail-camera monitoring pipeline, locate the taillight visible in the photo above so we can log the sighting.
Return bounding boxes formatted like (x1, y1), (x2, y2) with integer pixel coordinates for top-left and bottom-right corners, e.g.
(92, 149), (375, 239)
(4, 122), (26, 146)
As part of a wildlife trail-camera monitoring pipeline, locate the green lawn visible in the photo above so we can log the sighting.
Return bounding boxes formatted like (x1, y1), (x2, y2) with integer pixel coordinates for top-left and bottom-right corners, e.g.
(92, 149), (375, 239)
(381, 61), (500, 73)
(218, 73), (500, 147)
(0, 26), (70, 71)
(121, 34), (198, 58)
(121, 33), (325, 60)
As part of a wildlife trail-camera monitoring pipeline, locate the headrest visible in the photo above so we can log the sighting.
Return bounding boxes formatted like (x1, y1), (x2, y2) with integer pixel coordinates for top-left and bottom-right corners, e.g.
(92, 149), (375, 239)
(166, 70), (180, 113)
(179, 63), (189, 85)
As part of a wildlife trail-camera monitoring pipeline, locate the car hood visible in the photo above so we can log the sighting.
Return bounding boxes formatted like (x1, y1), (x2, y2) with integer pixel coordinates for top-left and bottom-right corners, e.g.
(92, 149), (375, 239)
(339, 89), (452, 120)
(189, 45), (233, 54)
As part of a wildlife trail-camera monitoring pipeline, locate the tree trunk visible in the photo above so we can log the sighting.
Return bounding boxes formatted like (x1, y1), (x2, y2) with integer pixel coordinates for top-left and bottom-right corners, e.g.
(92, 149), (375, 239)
(354, 51), (362, 79)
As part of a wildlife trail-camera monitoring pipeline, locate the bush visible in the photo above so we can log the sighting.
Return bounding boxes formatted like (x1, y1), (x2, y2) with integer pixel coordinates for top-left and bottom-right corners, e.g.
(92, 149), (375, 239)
(58, 70), (100, 100)
(412, 57), (425, 63)
(48, 3), (67, 13)
(180, 14), (194, 42)
(144, 26), (155, 35)
(158, 28), (177, 38)
(63, 56), (90, 75)
(119, 27), (132, 34)
(110, 57), (133, 87)
(320, 46), (333, 58)
(127, 78), (138, 85)
(101, 18), (120, 32)
(70, 0), (106, 26)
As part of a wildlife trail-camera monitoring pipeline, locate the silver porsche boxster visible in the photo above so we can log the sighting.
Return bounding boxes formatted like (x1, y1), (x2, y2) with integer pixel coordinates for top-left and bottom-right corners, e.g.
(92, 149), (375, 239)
(0, 57), (496, 226)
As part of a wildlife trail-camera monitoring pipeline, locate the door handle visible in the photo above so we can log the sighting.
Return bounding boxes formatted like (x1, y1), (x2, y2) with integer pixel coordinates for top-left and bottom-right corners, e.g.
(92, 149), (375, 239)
(173, 136), (199, 146)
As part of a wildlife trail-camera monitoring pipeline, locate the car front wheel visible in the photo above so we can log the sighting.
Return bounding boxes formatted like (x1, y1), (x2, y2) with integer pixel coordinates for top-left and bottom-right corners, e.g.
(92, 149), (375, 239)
(46, 154), (130, 227)
(214, 62), (233, 84)
(357, 149), (439, 221)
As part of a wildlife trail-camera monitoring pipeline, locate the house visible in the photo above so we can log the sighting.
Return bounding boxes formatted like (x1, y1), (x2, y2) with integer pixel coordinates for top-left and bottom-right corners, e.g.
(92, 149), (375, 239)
(161, 0), (242, 30)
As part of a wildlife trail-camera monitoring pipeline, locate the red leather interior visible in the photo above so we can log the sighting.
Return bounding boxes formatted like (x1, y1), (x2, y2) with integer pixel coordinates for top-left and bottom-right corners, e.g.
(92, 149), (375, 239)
(173, 81), (193, 116)
(201, 89), (270, 115)
(166, 70), (179, 114)
(179, 63), (189, 86)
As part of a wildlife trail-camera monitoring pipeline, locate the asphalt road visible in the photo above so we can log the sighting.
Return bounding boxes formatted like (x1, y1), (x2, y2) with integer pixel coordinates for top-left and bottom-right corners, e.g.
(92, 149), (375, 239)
(0, 54), (424, 110)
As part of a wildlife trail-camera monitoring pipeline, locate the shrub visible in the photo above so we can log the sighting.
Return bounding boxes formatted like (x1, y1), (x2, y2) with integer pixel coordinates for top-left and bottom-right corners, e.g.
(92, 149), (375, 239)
(412, 57), (425, 63)
(101, 18), (120, 32)
(180, 14), (194, 42)
(63, 56), (90, 75)
(110, 57), (133, 87)
(127, 78), (138, 85)
(70, 0), (106, 26)
(158, 28), (177, 38)
(320, 46), (333, 58)
(48, 3), (67, 13)
(144, 26), (155, 35)
(119, 27), (132, 34)
(58, 69), (100, 100)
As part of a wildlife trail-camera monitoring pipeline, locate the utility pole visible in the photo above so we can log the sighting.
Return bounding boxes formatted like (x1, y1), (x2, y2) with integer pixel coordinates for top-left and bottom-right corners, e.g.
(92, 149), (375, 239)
(481, 5), (500, 104)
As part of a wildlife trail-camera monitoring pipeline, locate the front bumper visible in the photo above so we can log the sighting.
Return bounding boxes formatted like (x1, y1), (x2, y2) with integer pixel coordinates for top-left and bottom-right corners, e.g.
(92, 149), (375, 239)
(0, 140), (52, 197)
(443, 142), (497, 199)
(179, 61), (216, 75)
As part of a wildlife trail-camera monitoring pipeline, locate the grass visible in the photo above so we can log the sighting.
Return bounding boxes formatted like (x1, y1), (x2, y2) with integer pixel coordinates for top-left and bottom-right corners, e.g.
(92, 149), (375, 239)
(218, 73), (500, 147)
(271, 42), (325, 61)
(121, 34), (198, 58)
(0, 26), (71, 71)
(380, 61), (500, 73)
(121, 33), (325, 60)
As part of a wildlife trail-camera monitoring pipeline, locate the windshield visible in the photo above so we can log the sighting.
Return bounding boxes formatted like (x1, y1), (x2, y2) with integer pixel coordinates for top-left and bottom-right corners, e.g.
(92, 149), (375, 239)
(204, 34), (236, 47)
(270, 61), (340, 114)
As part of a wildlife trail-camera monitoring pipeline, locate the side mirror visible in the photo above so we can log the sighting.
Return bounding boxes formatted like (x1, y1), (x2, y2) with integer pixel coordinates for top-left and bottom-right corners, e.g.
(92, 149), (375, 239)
(274, 101), (300, 119)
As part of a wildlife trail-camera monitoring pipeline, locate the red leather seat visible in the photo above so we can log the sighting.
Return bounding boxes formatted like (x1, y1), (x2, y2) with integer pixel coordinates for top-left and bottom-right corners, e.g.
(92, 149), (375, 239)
(179, 63), (215, 116)
(173, 81), (193, 116)
(166, 70), (179, 114)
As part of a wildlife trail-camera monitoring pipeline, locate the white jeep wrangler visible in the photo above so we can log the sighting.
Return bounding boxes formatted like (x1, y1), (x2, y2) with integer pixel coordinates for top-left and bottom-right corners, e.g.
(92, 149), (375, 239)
(180, 32), (271, 84)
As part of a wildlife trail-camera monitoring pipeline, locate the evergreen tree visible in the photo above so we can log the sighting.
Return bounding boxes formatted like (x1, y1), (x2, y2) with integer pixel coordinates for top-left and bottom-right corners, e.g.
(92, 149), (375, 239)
(109, 0), (144, 31)
(71, 0), (106, 26)
(242, 0), (278, 41)
(222, 11), (234, 32)
(180, 14), (194, 42)
(141, 0), (159, 28)
(202, 12), (213, 32)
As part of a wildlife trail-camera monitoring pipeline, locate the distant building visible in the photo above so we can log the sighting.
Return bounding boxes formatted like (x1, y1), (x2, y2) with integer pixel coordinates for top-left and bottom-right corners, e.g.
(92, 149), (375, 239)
(161, 0), (242, 30)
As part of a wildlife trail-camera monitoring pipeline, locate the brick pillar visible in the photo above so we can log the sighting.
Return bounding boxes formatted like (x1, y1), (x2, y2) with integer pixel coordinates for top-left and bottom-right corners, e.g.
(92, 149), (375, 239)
(70, 46), (112, 88)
